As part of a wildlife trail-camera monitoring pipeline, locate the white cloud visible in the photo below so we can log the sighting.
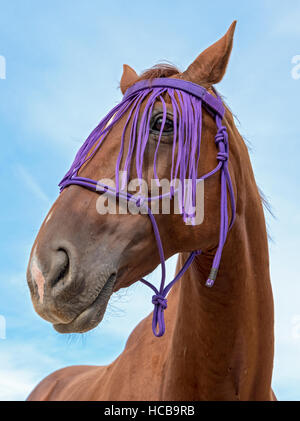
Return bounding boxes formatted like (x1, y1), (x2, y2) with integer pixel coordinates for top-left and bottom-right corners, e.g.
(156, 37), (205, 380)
(0, 345), (61, 401)
(14, 164), (51, 206)
(0, 367), (36, 401)
(272, 6), (300, 36)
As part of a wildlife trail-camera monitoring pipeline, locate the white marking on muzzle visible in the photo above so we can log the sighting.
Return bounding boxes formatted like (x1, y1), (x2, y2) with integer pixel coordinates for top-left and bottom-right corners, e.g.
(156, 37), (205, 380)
(30, 249), (46, 304)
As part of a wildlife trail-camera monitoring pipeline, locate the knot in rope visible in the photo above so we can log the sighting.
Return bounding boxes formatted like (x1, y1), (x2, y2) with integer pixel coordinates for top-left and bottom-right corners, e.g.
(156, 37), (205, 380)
(215, 126), (227, 145)
(217, 151), (229, 162)
(151, 293), (168, 337)
(152, 294), (167, 310)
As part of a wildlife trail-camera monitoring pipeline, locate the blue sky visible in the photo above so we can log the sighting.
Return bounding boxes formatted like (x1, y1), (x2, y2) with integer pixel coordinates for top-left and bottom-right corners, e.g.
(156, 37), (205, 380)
(0, 0), (300, 400)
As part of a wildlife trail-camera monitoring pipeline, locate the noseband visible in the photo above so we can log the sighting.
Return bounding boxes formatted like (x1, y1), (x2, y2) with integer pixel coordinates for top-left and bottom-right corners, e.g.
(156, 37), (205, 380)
(59, 77), (236, 337)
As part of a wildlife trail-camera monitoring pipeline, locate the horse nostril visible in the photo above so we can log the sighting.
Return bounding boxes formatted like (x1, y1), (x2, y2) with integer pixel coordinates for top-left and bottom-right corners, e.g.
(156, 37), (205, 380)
(51, 248), (70, 287)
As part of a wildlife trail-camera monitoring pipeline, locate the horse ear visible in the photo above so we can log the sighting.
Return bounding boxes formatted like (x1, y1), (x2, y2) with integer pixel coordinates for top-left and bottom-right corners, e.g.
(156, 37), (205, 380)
(182, 21), (237, 86)
(120, 64), (139, 94)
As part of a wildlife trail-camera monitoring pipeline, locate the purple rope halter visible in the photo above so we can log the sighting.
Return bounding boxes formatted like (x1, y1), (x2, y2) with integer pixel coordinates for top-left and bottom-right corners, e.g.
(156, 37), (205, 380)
(59, 77), (236, 337)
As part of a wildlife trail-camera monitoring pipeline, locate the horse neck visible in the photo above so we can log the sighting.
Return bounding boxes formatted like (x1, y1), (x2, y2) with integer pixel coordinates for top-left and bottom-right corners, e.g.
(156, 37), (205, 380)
(161, 120), (275, 401)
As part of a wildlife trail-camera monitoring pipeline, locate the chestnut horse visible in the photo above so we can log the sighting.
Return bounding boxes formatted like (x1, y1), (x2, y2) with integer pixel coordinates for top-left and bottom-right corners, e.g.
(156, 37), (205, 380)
(26, 22), (276, 400)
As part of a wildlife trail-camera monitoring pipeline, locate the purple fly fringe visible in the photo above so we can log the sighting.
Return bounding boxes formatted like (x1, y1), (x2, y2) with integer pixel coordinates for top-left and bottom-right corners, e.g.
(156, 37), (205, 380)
(60, 86), (205, 225)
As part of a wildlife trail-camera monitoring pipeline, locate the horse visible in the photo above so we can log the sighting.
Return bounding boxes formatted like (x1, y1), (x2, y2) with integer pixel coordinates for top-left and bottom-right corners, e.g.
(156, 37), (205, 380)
(26, 21), (276, 401)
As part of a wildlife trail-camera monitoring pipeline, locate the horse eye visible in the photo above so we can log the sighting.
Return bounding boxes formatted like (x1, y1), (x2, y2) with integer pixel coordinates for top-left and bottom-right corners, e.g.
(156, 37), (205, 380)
(151, 116), (173, 134)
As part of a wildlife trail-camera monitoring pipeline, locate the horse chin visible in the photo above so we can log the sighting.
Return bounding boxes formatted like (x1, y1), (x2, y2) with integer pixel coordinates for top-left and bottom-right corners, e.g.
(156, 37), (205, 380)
(53, 272), (116, 334)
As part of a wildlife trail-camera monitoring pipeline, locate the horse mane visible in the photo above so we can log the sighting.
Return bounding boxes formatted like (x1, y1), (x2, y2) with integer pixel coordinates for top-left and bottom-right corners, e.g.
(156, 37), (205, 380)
(138, 63), (180, 80)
